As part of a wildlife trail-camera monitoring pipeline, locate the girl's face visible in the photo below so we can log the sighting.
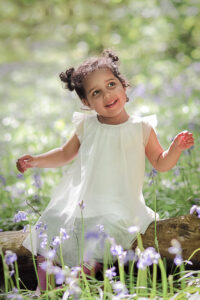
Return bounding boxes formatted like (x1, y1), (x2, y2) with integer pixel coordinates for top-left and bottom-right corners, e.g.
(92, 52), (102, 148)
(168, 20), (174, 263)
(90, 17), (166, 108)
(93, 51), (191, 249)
(82, 68), (128, 124)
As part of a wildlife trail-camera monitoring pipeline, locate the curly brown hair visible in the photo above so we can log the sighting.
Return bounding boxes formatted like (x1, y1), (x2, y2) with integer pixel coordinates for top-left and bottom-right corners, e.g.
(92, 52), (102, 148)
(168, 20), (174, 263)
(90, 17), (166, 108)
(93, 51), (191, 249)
(59, 49), (129, 101)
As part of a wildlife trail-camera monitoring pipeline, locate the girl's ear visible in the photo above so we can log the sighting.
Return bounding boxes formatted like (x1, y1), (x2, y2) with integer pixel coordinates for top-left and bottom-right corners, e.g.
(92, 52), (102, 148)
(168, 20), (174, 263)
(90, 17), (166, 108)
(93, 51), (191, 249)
(82, 98), (90, 107)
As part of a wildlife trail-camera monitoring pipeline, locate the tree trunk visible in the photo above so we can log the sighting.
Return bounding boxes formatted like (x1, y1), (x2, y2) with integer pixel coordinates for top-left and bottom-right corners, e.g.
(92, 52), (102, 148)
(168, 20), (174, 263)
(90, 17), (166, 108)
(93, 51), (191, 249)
(0, 213), (200, 290)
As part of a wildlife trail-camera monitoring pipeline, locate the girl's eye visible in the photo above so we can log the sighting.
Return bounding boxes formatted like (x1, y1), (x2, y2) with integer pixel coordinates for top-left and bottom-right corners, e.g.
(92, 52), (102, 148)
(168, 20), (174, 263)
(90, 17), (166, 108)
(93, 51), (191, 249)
(108, 81), (116, 87)
(93, 90), (100, 97)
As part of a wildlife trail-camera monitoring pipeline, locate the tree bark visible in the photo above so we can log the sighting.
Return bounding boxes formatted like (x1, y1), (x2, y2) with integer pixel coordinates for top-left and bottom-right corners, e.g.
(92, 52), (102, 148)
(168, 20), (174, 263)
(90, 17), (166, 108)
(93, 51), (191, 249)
(132, 213), (200, 269)
(0, 213), (200, 290)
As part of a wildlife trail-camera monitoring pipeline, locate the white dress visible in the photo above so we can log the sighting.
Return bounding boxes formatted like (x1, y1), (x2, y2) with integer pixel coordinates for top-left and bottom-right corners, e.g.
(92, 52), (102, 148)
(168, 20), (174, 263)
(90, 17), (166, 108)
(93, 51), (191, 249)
(23, 112), (158, 267)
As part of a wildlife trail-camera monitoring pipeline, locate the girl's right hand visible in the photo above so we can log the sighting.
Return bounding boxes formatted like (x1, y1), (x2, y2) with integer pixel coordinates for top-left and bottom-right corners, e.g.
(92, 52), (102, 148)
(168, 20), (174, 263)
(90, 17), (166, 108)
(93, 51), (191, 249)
(16, 155), (37, 173)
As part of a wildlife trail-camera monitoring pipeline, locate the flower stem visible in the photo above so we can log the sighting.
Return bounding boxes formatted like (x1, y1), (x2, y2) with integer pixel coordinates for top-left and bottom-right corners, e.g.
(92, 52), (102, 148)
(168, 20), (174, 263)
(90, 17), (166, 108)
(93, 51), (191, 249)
(150, 263), (157, 299)
(14, 261), (20, 291)
(0, 249), (8, 293)
(158, 258), (168, 299)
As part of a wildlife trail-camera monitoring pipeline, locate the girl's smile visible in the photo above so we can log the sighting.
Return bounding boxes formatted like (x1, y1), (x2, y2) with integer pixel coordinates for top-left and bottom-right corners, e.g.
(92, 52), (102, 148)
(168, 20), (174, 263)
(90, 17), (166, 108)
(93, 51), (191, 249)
(82, 68), (129, 125)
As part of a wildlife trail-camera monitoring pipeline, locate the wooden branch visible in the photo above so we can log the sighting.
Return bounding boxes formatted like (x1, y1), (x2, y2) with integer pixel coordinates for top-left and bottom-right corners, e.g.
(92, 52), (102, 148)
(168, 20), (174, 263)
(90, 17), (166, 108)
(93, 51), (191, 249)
(0, 213), (200, 290)
(132, 213), (200, 268)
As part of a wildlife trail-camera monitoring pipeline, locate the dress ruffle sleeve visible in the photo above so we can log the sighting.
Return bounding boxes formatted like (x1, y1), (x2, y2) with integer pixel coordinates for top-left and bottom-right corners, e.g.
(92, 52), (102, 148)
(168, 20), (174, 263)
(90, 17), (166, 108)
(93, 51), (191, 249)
(72, 112), (85, 143)
(142, 114), (157, 146)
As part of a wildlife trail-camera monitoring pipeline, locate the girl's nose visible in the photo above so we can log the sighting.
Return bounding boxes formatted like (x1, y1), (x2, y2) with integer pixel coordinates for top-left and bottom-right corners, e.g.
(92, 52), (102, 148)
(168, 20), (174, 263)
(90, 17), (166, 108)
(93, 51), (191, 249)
(103, 90), (111, 100)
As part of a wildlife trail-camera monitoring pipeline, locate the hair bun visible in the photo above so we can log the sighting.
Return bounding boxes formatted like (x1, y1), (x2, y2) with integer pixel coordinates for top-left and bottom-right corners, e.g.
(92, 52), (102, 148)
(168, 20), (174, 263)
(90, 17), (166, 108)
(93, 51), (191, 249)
(59, 67), (75, 91)
(102, 49), (119, 63)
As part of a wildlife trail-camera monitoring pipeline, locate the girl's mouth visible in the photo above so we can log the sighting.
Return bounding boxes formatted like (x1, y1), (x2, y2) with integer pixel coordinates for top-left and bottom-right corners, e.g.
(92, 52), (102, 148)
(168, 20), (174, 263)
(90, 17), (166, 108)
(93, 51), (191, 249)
(105, 99), (118, 108)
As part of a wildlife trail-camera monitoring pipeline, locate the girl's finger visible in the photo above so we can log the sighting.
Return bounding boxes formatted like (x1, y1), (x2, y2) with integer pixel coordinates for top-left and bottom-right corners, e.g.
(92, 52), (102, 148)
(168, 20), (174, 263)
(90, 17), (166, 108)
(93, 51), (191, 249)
(18, 155), (32, 162)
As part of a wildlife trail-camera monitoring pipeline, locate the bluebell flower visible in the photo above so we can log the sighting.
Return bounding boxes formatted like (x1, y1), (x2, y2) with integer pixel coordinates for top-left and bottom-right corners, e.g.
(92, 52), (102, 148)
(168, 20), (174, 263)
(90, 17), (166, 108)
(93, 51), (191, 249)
(32, 173), (43, 189)
(173, 167), (180, 177)
(96, 224), (104, 233)
(38, 232), (47, 239)
(174, 255), (183, 266)
(5, 250), (17, 266)
(40, 237), (48, 249)
(23, 225), (27, 232)
(7, 288), (23, 300)
(85, 231), (100, 240)
(105, 266), (116, 280)
(0, 229), (3, 232)
(9, 270), (15, 277)
(190, 205), (200, 218)
(128, 225), (139, 234)
(0, 175), (6, 186)
(137, 247), (160, 269)
(147, 168), (158, 186)
(16, 173), (24, 180)
(45, 249), (56, 260)
(70, 266), (81, 278)
(51, 236), (61, 248)
(112, 281), (128, 296)
(35, 221), (43, 230)
(110, 244), (123, 257)
(60, 228), (69, 241)
(78, 200), (85, 210)
(62, 279), (81, 299)
(52, 266), (67, 285)
(40, 260), (54, 273)
(168, 239), (183, 266)
(13, 211), (27, 223)
(124, 249), (137, 264)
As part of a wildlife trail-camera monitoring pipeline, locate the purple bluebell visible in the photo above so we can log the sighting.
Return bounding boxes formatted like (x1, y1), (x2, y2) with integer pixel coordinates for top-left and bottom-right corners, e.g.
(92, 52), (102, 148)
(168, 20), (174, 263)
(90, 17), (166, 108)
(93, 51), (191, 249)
(9, 270), (15, 277)
(168, 239), (182, 256)
(105, 266), (116, 280)
(112, 281), (128, 296)
(40, 236), (48, 249)
(0, 175), (6, 186)
(38, 232), (47, 239)
(45, 249), (56, 260)
(110, 244), (123, 257)
(78, 200), (85, 210)
(124, 249), (137, 264)
(168, 239), (183, 266)
(128, 225), (139, 234)
(60, 228), (69, 241)
(96, 224), (104, 233)
(7, 287), (23, 300)
(53, 266), (66, 285)
(5, 251), (17, 265)
(32, 173), (43, 189)
(51, 236), (61, 248)
(147, 168), (158, 186)
(173, 167), (180, 177)
(23, 226), (27, 232)
(13, 211), (27, 223)
(62, 280), (81, 300)
(190, 205), (200, 218)
(174, 255), (183, 266)
(85, 231), (100, 240)
(35, 222), (43, 230)
(137, 247), (160, 269)
(0, 229), (3, 232)
(40, 260), (54, 273)
(16, 173), (24, 180)
(70, 266), (81, 277)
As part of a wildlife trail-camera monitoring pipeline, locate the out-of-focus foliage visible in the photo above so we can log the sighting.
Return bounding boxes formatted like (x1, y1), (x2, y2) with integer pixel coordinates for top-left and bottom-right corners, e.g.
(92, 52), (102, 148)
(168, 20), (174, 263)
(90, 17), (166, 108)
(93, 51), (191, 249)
(0, 0), (199, 230)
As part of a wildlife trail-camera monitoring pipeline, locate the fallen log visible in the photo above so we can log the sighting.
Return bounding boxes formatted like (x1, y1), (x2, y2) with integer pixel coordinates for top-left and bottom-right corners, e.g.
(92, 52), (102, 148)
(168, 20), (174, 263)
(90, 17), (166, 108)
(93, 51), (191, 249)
(0, 213), (200, 290)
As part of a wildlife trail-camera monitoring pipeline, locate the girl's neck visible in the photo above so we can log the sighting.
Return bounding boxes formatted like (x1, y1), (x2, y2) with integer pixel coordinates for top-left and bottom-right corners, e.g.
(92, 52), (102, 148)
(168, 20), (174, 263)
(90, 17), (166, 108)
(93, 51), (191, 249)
(97, 110), (129, 125)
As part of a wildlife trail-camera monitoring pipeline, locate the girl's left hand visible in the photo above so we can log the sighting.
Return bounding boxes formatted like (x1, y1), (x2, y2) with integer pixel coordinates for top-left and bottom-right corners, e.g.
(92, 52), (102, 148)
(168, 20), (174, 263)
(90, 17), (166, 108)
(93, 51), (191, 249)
(173, 131), (194, 151)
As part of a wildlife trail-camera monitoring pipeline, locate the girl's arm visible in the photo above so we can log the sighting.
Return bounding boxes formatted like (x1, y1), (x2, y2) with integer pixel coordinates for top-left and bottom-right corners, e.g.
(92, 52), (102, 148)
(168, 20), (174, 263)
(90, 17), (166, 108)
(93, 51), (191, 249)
(16, 133), (80, 173)
(145, 129), (194, 172)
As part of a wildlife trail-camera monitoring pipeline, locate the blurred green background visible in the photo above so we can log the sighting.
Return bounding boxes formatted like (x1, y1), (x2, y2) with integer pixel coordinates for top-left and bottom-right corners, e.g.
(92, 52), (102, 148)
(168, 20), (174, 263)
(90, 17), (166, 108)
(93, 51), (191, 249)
(0, 0), (199, 231)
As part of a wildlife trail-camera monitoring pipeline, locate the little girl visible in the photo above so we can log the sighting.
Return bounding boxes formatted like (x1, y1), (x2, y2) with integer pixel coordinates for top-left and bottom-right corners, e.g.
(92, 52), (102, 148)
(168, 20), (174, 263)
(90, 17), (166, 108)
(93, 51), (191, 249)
(17, 49), (194, 288)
